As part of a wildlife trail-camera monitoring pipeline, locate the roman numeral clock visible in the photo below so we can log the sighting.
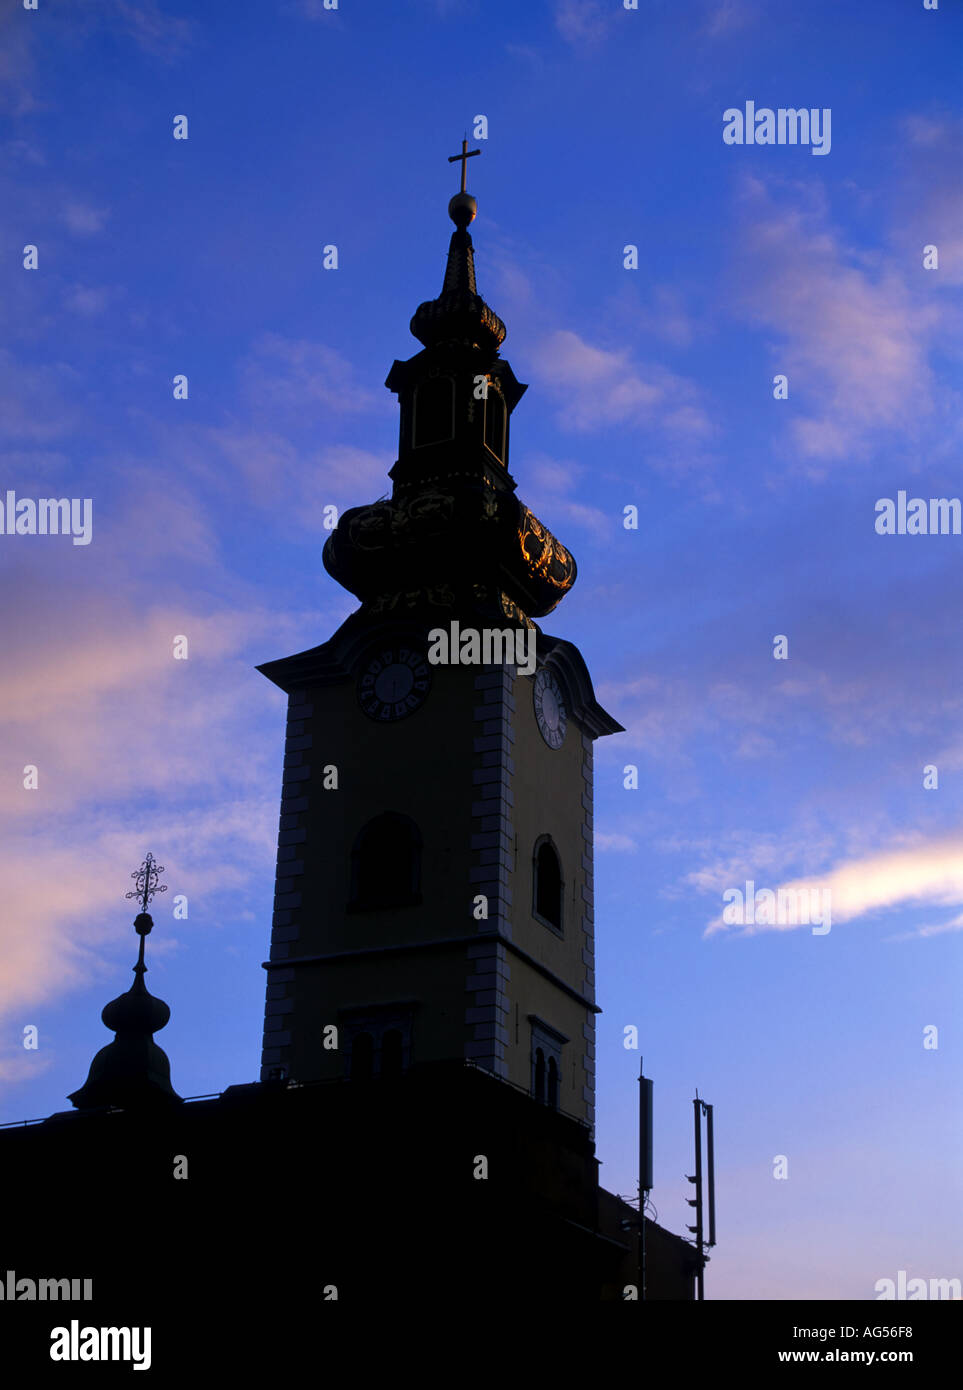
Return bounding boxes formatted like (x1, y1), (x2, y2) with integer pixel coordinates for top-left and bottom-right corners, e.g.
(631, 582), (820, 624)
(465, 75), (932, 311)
(533, 667), (567, 750)
(358, 647), (432, 721)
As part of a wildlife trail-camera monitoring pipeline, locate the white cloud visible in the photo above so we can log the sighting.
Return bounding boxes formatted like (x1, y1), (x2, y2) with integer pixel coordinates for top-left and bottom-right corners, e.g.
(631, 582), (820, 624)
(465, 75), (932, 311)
(885, 912), (963, 943)
(239, 334), (383, 418)
(532, 329), (713, 440)
(109, 0), (194, 60)
(703, 0), (756, 37)
(731, 175), (947, 464)
(596, 832), (637, 852)
(0, 5), (39, 116)
(62, 203), (109, 235)
(519, 451), (610, 540)
(63, 285), (111, 316)
(553, 0), (614, 47)
(705, 833), (963, 937)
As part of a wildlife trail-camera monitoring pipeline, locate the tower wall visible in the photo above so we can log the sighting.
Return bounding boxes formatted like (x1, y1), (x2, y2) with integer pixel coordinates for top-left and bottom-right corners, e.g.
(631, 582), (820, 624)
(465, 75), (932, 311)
(260, 636), (601, 1133)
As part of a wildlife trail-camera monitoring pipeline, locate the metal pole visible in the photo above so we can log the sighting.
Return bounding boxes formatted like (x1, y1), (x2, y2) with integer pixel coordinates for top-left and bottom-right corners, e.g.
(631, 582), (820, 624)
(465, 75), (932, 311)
(639, 1070), (644, 1301)
(693, 1097), (704, 1300)
(706, 1103), (716, 1249)
(638, 1068), (653, 1301)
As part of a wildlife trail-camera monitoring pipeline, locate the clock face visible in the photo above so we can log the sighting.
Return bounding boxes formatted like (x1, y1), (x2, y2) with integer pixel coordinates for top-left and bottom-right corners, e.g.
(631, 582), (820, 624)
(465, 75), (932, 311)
(358, 647), (431, 722)
(533, 668), (567, 749)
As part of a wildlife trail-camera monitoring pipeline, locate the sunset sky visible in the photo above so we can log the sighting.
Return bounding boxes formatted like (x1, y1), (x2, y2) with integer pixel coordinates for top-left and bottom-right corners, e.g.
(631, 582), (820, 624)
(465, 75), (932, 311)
(1, 0), (961, 1299)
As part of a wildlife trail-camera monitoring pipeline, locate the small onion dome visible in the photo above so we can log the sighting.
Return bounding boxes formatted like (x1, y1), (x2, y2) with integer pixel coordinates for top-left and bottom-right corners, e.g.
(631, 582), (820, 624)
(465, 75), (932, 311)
(67, 909), (181, 1110)
(100, 970), (172, 1038)
(410, 195), (506, 351)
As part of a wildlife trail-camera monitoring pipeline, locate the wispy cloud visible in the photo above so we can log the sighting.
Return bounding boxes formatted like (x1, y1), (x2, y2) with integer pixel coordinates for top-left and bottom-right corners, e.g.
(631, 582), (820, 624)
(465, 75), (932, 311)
(520, 451), (611, 540)
(702, 0), (756, 38)
(0, 804), (275, 1022)
(0, 350), (82, 444)
(0, 5), (40, 116)
(532, 329), (713, 442)
(553, 0), (615, 47)
(596, 832), (637, 852)
(0, 1047), (54, 1088)
(62, 203), (110, 236)
(704, 833), (963, 937)
(599, 588), (963, 774)
(0, 597), (274, 804)
(238, 334), (383, 419)
(108, 0), (194, 61)
(893, 113), (963, 290)
(204, 426), (388, 527)
(63, 284), (113, 316)
(730, 175), (947, 466)
(885, 911), (963, 943)
(0, 570), (292, 1024)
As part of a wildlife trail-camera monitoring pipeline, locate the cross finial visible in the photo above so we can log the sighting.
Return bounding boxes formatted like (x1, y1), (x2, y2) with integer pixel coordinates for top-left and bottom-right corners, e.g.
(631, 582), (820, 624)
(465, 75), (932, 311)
(448, 136), (480, 194)
(126, 852), (167, 915)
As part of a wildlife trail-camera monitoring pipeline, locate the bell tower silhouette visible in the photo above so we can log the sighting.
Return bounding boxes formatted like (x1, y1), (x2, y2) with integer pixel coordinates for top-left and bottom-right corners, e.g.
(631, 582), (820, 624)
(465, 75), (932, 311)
(257, 146), (621, 1132)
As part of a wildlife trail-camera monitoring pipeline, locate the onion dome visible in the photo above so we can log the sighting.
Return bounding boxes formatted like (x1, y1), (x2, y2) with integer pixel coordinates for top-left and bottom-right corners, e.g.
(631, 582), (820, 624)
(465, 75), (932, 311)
(323, 490), (575, 620)
(68, 856), (182, 1111)
(410, 190), (506, 352)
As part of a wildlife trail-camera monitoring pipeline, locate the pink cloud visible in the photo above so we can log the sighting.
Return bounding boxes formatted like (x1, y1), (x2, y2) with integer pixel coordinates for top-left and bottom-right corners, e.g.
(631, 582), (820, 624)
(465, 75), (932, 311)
(532, 329), (713, 440)
(705, 832), (963, 937)
(0, 805), (276, 1024)
(731, 175), (946, 463)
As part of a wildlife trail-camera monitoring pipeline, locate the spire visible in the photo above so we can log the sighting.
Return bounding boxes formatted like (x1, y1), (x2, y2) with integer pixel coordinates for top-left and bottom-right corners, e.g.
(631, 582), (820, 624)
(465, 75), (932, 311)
(320, 143), (577, 623)
(410, 141), (506, 352)
(67, 854), (182, 1111)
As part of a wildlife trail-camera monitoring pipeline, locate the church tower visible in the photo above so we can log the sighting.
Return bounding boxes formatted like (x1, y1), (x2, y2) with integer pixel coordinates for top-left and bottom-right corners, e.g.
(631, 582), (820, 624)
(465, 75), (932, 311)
(257, 147), (622, 1133)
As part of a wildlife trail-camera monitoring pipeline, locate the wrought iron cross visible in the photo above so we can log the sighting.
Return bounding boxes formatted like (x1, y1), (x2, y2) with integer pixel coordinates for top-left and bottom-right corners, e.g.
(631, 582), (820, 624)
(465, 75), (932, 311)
(126, 852), (167, 913)
(448, 137), (480, 193)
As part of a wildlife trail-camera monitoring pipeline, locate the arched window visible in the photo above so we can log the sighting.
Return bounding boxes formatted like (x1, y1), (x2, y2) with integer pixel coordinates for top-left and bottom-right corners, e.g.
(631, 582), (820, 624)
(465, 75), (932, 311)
(342, 1007), (415, 1081)
(413, 377), (454, 448)
(530, 1018), (567, 1108)
(484, 389), (506, 461)
(534, 1048), (546, 1104)
(547, 1057), (559, 1111)
(533, 837), (563, 932)
(350, 1032), (374, 1081)
(381, 1028), (403, 1078)
(349, 813), (422, 910)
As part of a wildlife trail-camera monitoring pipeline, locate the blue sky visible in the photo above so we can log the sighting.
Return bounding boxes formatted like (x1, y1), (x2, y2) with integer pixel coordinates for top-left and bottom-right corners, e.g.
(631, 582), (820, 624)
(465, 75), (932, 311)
(1, 0), (961, 1299)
